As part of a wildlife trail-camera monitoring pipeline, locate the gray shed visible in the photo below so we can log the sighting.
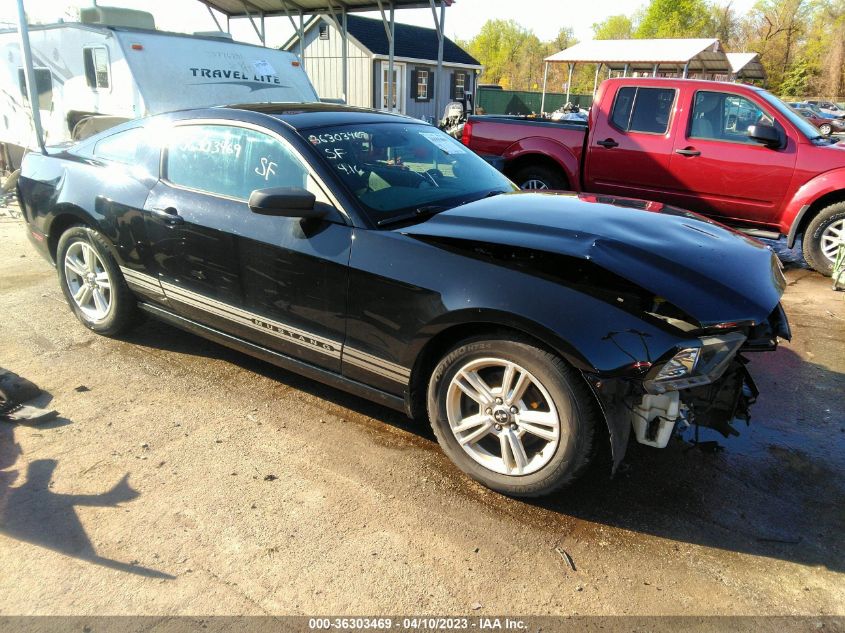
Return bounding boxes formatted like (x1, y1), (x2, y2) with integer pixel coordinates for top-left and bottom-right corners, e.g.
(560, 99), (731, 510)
(283, 14), (481, 122)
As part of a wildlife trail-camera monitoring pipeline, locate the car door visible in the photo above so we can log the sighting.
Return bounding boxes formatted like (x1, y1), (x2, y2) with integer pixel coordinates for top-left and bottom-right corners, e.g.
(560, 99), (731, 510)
(667, 89), (798, 225)
(143, 121), (352, 372)
(584, 84), (680, 197)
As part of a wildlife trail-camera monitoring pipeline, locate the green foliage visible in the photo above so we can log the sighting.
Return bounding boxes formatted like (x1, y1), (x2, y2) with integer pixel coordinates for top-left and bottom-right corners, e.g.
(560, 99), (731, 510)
(592, 15), (634, 40)
(466, 0), (845, 98)
(635, 0), (715, 38)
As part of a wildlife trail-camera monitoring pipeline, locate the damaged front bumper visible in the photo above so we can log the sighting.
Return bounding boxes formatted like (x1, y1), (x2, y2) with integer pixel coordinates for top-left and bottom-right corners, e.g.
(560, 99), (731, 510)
(586, 302), (788, 470)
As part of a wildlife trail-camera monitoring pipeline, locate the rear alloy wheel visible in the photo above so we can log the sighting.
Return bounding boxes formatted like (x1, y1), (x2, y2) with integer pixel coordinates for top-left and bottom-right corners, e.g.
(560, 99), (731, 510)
(56, 226), (138, 335)
(427, 336), (598, 497)
(513, 164), (568, 191)
(802, 202), (845, 276)
(819, 123), (833, 136)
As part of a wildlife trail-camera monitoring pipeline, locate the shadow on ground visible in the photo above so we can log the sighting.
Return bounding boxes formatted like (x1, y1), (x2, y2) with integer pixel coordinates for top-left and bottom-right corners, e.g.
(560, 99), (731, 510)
(122, 314), (845, 573)
(0, 397), (174, 579)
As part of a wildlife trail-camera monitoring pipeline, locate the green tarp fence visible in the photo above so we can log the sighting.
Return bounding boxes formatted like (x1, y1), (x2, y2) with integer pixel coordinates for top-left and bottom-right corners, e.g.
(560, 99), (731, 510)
(477, 89), (593, 115)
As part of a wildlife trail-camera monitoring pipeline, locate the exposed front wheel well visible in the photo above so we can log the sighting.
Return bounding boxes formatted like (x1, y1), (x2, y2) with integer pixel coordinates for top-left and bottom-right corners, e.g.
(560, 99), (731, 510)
(791, 190), (845, 247)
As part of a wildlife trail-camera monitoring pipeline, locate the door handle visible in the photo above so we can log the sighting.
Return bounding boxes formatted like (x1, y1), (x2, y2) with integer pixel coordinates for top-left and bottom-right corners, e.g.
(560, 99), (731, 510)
(675, 148), (701, 157)
(597, 138), (619, 148)
(150, 207), (183, 225)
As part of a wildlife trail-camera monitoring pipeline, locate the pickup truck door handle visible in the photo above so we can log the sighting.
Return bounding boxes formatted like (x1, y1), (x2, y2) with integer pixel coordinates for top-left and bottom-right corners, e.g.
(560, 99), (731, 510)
(596, 138), (619, 148)
(150, 207), (184, 225)
(675, 148), (702, 157)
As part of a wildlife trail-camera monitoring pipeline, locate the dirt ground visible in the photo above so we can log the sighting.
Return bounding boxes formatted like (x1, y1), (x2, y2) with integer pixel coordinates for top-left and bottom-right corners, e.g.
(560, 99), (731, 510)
(0, 208), (843, 617)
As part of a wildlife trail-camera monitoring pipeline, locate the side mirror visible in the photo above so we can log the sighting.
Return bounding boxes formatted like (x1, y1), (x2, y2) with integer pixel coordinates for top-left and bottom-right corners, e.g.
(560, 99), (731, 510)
(747, 124), (782, 148)
(248, 187), (326, 219)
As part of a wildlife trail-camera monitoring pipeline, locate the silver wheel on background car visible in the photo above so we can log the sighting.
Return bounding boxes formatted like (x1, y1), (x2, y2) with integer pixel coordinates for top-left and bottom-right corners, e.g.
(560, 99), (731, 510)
(820, 124), (832, 136)
(64, 240), (113, 321)
(521, 179), (549, 190)
(445, 357), (562, 476)
(820, 218), (845, 263)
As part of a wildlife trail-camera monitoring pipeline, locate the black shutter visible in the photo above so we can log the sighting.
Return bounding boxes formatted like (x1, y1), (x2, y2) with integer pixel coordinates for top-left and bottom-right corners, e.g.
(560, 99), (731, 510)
(410, 69), (418, 101)
(449, 71), (457, 100)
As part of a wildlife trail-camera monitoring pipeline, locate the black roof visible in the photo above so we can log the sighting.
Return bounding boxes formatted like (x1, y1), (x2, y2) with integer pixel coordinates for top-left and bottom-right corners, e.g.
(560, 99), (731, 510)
(313, 14), (480, 67)
(222, 102), (418, 129)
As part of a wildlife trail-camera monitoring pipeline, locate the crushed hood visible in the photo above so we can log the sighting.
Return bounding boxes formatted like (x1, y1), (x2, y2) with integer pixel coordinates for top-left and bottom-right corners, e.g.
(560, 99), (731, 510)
(403, 192), (785, 327)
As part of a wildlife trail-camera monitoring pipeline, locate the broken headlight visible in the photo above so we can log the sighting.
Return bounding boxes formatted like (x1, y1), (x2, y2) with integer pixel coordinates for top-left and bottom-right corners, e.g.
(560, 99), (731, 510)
(644, 332), (747, 393)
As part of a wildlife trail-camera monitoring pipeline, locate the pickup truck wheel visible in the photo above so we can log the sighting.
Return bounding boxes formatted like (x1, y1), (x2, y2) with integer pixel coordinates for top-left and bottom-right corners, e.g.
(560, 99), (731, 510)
(819, 123), (833, 136)
(56, 226), (139, 336)
(513, 165), (568, 191)
(802, 202), (845, 276)
(427, 336), (598, 497)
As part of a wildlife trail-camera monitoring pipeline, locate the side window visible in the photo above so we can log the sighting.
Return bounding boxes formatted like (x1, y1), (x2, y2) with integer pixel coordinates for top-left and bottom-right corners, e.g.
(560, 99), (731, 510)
(17, 68), (53, 110)
(93, 127), (147, 164)
(690, 91), (775, 143)
(166, 125), (309, 201)
(83, 47), (110, 90)
(609, 87), (675, 134)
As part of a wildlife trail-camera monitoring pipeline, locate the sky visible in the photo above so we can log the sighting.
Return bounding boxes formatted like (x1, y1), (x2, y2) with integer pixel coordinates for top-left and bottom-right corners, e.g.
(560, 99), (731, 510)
(4, 0), (759, 48)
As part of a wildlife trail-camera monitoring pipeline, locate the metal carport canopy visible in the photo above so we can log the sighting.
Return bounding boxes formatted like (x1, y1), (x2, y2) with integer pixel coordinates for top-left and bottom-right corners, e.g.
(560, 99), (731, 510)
(539, 38), (729, 113)
(197, 0), (452, 116)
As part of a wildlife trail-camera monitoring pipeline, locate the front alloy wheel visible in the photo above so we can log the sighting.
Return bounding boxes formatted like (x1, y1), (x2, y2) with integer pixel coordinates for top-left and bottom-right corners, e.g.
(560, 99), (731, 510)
(428, 336), (599, 497)
(446, 358), (561, 476)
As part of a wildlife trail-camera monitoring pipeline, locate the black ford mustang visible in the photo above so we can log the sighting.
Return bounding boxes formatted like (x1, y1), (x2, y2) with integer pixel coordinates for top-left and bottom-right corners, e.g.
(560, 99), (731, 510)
(17, 104), (790, 497)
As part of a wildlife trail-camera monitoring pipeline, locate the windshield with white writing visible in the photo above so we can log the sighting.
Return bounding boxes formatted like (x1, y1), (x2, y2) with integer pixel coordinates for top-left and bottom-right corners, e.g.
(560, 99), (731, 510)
(302, 123), (516, 226)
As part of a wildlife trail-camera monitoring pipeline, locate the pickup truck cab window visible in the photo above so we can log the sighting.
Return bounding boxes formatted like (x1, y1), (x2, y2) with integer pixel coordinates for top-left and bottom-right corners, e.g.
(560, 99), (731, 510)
(610, 86), (675, 135)
(303, 122), (515, 226)
(166, 124), (309, 201)
(690, 91), (776, 144)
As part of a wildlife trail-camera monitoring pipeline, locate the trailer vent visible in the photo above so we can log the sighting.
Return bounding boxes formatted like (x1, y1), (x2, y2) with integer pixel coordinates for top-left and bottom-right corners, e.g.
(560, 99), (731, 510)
(79, 6), (155, 30)
(193, 31), (234, 41)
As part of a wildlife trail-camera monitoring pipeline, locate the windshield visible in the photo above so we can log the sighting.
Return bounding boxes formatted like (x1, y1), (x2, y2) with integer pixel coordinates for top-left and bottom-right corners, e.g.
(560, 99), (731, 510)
(302, 122), (516, 225)
(759, 91), (824, 139)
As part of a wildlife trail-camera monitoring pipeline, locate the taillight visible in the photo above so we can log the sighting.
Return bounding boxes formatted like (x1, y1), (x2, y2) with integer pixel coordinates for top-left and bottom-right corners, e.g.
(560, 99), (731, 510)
(461, 120), (473, 146)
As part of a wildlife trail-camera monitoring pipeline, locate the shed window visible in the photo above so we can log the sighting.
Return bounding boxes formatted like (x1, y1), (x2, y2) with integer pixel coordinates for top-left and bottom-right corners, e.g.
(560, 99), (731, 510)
(416, 70), (429, 100)
(454, 72), (465, 99)
(319, 23), (330, 40)
(83, 46), (110, 90)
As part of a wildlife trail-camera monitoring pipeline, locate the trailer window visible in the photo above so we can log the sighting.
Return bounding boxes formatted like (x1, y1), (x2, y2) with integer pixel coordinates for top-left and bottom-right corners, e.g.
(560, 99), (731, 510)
(610, 86), (675, 134)
(83, 47), (110, 90)
(17, 68), (53, 110)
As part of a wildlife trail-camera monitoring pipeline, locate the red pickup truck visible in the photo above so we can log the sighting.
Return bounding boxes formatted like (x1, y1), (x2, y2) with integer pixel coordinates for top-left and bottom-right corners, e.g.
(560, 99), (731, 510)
(462, 77), (845, 274)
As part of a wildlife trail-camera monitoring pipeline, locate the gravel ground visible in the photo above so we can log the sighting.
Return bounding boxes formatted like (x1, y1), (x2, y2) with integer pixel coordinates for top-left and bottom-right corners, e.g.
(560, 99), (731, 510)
(0, 209), (843, 617)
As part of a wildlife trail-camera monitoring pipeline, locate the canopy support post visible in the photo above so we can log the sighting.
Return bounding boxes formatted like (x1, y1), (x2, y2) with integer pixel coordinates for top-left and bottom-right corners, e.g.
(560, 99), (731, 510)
(15, 0), (45, 154)
(565, 62), (573, 103)
(653, 63), (659, 77)
(540, 61), (549, 116)
(206, 4), (223, 31)
(241, 1), (264, 44)
(388, 2), (395, 112)
(341, 6), (348, 104)
(281, 3), (306, 68)
(623, 63), (629, 77)
(682, 62), (689, 78)
(430, 0), (445, 123)
(593, 63), (601, 96)
(260, 11), (266, 45)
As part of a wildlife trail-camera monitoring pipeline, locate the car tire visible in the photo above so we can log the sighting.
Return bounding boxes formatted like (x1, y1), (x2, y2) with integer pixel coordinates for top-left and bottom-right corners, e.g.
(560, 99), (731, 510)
(513, 164), (568, 191)
(802, 202), (845, 276)
(56, 225), (138, 335)
(427, 335), (599, 497)
(819, 123), (832, 136)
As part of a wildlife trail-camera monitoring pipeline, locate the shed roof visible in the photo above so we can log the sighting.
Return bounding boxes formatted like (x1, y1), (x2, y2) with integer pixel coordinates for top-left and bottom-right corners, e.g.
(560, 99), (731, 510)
(287, 14), (481, 67)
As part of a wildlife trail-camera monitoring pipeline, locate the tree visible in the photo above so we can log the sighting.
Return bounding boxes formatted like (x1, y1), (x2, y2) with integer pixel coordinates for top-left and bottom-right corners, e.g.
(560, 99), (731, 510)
(635, 0), (715, 38)
(592, 15), (635, 39)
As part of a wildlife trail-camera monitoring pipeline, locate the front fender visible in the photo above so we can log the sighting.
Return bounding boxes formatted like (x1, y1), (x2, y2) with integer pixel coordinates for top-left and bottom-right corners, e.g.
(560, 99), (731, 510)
(782, 167), (845, 246)
(502, 137), (582, 191)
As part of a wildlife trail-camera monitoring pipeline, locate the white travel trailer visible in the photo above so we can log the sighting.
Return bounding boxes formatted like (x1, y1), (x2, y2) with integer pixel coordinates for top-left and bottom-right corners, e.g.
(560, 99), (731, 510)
(0, 5), (319, 170)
